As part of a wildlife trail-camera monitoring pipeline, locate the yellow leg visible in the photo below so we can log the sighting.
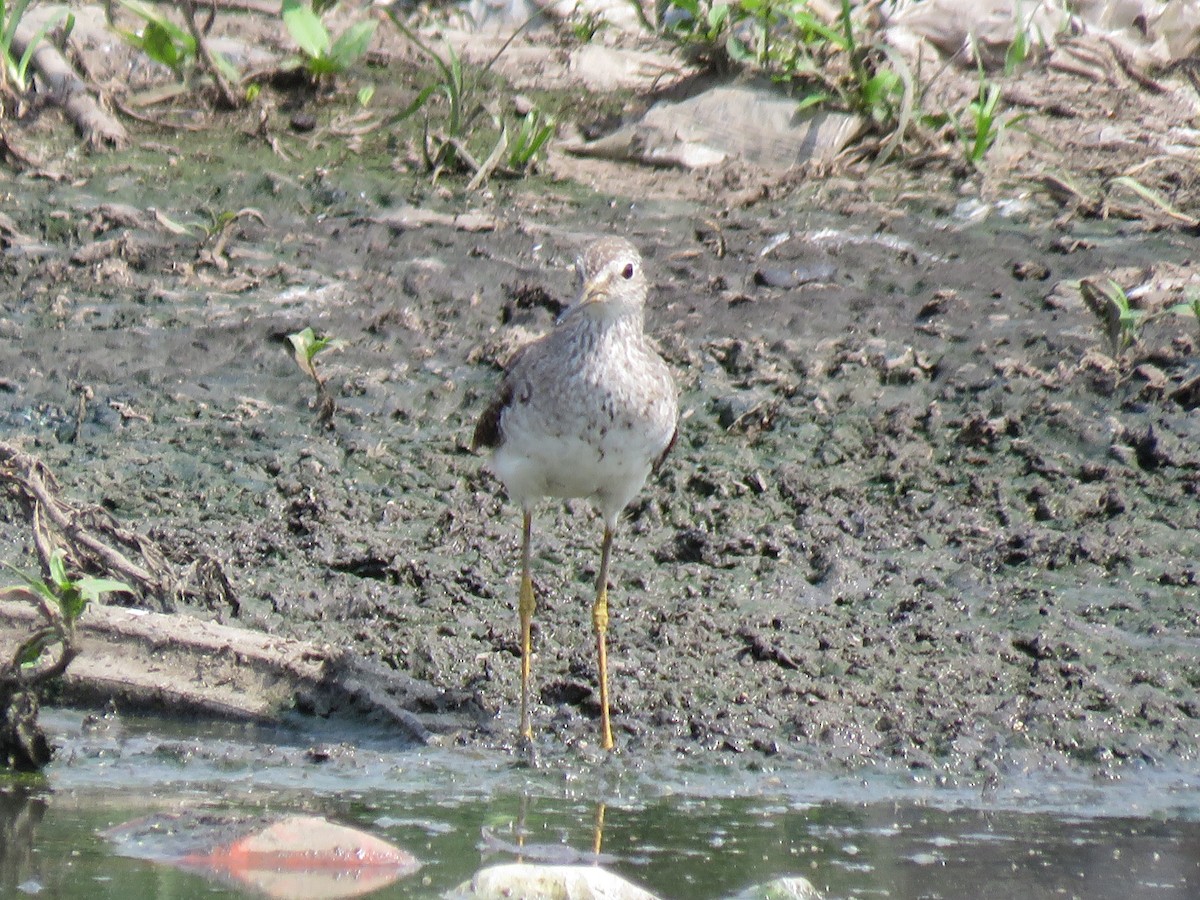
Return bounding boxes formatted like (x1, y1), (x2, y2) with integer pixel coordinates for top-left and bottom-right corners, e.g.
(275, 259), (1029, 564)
(593, 525), (615, 750)
(593, 802), (606, 856)
(518, 510), (535, 742)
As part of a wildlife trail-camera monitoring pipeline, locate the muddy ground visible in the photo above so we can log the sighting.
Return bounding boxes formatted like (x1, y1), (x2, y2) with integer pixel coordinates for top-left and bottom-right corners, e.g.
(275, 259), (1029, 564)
(1, 12), (1199, 782)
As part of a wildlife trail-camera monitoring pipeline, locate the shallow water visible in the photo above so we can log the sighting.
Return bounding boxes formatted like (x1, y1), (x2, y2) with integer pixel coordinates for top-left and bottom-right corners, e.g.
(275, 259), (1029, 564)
(2, 710), (1197, 899)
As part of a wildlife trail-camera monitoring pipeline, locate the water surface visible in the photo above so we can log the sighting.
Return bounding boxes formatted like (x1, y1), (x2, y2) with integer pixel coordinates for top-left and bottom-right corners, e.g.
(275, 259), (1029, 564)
(2, 710), (1196, 898)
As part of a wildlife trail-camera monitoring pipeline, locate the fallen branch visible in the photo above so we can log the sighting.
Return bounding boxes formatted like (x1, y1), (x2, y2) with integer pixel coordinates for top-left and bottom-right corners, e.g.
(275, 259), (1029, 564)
(11, 22), (128, 149)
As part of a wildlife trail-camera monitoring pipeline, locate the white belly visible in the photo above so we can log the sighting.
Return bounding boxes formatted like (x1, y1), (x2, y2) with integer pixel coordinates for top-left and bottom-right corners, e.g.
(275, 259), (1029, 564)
(491, 424), (667, 522)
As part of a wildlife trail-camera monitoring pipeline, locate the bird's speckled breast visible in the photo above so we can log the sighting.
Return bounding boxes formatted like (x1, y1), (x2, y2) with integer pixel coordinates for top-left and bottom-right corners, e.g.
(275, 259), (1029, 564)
(490, 315), (677, 519)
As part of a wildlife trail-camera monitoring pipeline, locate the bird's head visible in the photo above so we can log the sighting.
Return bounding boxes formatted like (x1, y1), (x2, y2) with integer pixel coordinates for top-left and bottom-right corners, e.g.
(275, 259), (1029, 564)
(572, 237), (648, 319)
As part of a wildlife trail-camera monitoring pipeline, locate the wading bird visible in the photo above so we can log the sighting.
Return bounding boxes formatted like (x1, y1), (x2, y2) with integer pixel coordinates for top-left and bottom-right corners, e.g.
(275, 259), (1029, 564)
(472, 237), (678, 750)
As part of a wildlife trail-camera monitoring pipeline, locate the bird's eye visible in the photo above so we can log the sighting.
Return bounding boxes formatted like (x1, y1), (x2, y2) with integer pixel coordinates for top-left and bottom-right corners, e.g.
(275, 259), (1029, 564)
(621, 263), (635, 279)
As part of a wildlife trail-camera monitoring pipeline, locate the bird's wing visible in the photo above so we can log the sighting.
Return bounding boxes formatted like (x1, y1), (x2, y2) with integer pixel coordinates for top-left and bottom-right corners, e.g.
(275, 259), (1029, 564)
(471, 340), (539, 451)
(471, 378), (512, 451)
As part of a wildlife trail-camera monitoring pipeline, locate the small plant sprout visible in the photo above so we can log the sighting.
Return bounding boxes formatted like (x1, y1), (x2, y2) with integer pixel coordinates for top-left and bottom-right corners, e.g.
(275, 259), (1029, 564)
(1082, 279), (1200, 358)
(114, 0), (196, 77)
(281, 0), (376, 80)
(962, 79), (1004, 165)
(570, 7), (608, 43)
(3, 550), (130, 674)
(1, 549), (131, 771)
(1080, 278), (1143, 357)
(384, 15), (475, 175)
(288, 326), (345, 430)
(508, 105), (555, 171)
(110, 0), (240, 105)
(190, 207), (265, 271)
(382, 5), (544, 184)
(952, 37), (1029, 167)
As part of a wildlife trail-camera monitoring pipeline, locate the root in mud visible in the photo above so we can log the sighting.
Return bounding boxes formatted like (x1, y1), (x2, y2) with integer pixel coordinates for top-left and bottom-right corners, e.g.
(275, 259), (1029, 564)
(0, 441), (238, 614)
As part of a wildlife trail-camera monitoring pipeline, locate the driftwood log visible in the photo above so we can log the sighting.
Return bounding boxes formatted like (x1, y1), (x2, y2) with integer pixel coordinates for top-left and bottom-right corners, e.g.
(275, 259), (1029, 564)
(0, 599), (474, 745)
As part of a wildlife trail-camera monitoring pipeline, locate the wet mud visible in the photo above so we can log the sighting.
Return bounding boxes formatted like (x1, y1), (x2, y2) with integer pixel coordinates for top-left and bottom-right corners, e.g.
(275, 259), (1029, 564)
(2, 94), (1198, 785)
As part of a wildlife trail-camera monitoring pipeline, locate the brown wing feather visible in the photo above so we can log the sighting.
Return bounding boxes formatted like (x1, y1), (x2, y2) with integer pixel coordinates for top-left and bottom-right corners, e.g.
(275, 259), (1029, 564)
(472, 338), (542, 452)
(471, 380), (511, 451)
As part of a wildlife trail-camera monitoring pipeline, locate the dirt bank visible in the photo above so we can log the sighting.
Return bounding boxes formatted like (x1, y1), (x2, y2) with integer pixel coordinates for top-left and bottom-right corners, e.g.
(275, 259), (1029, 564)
(1, 21), (1198, 780)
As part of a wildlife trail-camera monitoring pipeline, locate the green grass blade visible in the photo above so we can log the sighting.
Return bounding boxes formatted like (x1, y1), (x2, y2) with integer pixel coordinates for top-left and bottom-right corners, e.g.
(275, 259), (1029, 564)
(2, 0), (33, 49)
(393, 82), (440, 122)
(2, 561), (57, 606)
(1110, 176), (1199, 225)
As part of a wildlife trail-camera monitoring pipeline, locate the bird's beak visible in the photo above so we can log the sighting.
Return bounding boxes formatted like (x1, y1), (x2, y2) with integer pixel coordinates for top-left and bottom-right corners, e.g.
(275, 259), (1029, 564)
(578, 275), (609, 306)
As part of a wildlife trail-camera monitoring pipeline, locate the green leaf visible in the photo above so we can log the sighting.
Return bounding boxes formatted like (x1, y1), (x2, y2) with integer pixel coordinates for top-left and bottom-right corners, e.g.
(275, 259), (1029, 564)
(288, 326), (318, 365)
(329, 19), (376, 70)
(795, 92), (829, 113)
(448, 44), (463, 91)
(153, 210), (200, 236)
(142, 20), (183, 68)
(76, 576), (132, 605)
(282, 0), (330, 60)
(48, 550), (67, 589)
(509, 108), (554, 168)
(706, 3), (729, 31)
(726, 34), (752, 63)
(395, 82), (441, 122)
(1110, 175), (1198, 226)
(1004, 29), (1029, 75)
(789, 6), (844, 49)
(4, 1), (34, 50)
(2, 561), (58, 606)
(288, 326), (344, 382)
(16, 628), (58, 668)
(1165, 301), (1200, 318)
(119, 0), (193, 47)
(7, 2), (73, 89)
(1105, 278), (1131, 312)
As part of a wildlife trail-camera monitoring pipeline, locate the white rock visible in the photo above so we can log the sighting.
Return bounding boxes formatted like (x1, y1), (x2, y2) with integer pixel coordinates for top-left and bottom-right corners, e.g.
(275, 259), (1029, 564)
(447, 862), (661, 900)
